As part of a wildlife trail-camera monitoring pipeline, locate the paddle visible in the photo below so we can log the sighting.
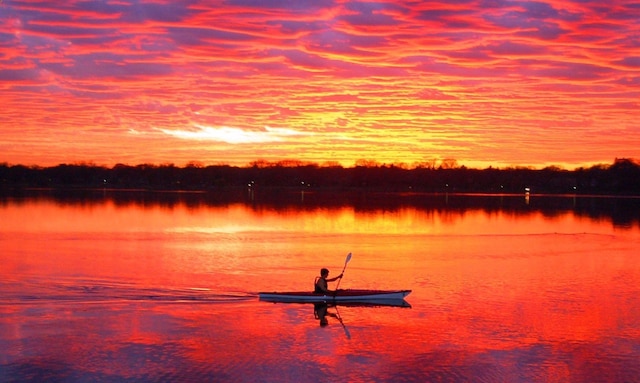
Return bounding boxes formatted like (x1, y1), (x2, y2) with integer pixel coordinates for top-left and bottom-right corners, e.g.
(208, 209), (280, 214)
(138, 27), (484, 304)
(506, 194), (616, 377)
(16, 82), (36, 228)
(334, 252), (351, 292)
(333, 304), (351, 340)
(333, 253), (353, 339)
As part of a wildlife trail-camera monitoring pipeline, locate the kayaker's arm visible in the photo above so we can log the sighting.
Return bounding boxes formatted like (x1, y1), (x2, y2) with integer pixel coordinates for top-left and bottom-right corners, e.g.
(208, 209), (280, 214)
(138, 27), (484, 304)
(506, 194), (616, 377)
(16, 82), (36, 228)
(315, 275), (342, 294)
(326, 273), (343, 282)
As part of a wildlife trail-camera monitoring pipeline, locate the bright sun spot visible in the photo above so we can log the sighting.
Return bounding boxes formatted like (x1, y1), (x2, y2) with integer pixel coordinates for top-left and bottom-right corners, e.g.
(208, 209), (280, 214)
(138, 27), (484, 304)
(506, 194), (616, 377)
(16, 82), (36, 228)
(157, 125), (312, 144)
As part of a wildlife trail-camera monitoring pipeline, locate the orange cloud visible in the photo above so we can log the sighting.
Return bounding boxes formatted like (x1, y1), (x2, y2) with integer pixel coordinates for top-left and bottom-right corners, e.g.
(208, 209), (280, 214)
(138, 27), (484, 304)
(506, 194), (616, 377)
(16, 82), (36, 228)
(0, 0), (638, 168)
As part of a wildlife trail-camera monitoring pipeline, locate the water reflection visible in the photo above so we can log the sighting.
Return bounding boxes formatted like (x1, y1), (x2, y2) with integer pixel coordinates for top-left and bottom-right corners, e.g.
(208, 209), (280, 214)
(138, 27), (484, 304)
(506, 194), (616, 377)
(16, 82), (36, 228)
(314, 303), (343, 329)
(1, 191), (639, 382)
(2, 188), (639, 229)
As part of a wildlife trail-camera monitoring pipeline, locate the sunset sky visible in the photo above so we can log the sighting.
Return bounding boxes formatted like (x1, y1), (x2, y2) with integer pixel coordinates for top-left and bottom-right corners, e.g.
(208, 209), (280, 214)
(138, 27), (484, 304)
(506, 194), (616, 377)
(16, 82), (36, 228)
(1, 0), (639, 169)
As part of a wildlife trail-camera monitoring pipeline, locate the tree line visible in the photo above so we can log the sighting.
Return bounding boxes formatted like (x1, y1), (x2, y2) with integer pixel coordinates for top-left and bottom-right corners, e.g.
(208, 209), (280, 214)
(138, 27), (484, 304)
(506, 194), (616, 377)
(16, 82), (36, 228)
(1, 158), (639, 195)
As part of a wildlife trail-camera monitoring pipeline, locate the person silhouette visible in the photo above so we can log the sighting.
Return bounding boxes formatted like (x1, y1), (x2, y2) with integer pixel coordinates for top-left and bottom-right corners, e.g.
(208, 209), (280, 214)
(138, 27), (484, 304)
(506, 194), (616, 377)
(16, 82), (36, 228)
(314, 268), (343, 294)
(314, 303), (337, 326)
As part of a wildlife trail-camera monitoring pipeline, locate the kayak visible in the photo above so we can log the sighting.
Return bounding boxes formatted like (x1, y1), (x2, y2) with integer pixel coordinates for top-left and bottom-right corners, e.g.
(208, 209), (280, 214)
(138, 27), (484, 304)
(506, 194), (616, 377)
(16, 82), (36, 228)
(261, 298), (412, 308)
(258, 289), (411, 303)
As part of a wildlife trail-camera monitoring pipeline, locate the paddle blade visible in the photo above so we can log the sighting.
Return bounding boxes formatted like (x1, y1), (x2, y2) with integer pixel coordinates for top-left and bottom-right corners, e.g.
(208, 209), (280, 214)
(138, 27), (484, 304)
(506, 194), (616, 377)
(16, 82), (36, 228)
(345, 252), (352, 264)
(343, 326), (352, 340)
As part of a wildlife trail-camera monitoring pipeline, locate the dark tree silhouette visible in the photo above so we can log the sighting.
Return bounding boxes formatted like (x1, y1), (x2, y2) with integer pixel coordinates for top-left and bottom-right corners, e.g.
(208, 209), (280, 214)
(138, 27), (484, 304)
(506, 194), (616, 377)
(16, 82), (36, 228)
(1, 159), (639, 195)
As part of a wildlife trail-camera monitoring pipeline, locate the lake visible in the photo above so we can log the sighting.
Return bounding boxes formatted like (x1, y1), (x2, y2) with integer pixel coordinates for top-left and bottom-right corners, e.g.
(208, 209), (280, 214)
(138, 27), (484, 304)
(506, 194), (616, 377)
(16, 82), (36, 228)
(1, 190), (639, 382)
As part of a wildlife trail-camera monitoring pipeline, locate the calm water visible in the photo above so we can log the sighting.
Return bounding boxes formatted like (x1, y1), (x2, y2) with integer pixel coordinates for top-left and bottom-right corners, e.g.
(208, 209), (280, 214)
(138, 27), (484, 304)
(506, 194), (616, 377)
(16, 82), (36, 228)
(1, 190), (640, 382)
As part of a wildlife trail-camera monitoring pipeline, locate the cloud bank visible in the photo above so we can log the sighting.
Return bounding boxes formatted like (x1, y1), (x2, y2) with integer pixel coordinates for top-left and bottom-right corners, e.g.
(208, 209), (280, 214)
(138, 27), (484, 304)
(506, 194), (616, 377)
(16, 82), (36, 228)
(0, 0), (638, 168)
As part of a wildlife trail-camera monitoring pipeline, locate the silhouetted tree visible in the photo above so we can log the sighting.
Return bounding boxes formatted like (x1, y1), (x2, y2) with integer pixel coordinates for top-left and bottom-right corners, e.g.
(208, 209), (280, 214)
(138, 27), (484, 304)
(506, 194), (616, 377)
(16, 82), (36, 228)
(1, 158), (639, 194)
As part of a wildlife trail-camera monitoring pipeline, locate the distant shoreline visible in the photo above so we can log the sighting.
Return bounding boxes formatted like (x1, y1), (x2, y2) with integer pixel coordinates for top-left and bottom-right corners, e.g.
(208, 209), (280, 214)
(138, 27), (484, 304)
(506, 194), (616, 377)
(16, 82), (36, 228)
(3, 186), (640, 200)
(1, 159), (639, 196)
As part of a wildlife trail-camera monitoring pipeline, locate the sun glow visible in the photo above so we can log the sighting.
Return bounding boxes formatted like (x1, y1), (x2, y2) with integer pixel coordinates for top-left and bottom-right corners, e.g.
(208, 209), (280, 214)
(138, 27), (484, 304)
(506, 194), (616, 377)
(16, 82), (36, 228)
(157, 125), (312, 144)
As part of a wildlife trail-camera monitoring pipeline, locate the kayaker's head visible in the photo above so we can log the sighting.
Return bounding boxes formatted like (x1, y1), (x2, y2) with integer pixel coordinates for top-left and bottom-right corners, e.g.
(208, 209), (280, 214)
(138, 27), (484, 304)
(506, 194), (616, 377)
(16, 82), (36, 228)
(320, 268), (329, 277)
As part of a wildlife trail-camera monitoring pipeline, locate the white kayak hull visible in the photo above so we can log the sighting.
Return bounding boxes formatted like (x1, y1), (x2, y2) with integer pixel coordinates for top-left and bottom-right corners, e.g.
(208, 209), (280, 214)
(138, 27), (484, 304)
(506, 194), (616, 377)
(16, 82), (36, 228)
(259, 289), (411, 303)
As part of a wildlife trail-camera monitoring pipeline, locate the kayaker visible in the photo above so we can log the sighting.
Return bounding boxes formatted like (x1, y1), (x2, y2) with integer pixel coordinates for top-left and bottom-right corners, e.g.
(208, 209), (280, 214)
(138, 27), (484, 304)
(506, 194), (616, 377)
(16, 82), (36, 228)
(314, 268), (343, 294)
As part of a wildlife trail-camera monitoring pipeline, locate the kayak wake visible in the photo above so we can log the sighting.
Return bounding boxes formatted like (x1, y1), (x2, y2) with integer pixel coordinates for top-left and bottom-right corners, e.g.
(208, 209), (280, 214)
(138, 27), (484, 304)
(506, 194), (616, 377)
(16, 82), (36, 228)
(0, 280), (256, 305)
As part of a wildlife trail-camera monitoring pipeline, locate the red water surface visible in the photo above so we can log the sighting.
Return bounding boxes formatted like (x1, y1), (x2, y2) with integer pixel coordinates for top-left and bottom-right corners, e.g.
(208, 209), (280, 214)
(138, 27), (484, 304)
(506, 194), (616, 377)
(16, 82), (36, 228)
(1, 194), (639, 382)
